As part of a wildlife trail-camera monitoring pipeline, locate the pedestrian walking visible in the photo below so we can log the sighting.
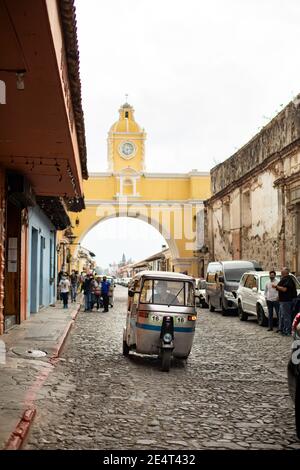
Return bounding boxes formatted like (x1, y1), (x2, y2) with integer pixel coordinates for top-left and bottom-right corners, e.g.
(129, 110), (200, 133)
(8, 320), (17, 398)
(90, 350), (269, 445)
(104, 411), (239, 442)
(70, 270), (78, 302)
(264, 270), (280, 331)
(59, 273), (70, 309)
(101, 276), (110, 312)
(272, 267), (297, 336)
(81, 273), (93, 311)
(57, 269), (64, 300)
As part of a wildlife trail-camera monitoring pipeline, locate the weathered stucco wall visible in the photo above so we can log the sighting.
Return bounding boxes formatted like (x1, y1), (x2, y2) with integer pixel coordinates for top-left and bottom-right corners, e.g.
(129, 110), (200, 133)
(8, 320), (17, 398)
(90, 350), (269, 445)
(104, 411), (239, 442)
(203, 95), (300, 274)
(209, 169), (280, 269)
(211, 97), (300, 194)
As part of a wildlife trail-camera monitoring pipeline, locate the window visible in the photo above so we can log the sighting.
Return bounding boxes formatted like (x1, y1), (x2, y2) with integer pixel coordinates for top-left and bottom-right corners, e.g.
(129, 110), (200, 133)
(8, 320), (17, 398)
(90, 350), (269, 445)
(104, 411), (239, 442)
(244, 275), (257, 289)
(185, 283), (194, 306)
(140, 280), (194, 306)
(49, 239), (54, 281)
(242, 190), (252, 227)
(206, 263), (221, 283)
(225, 268), (252, 283)
(140, 280), (153, 303)
(125, 111), (129, 118)
(260, 275), (280, 291)
(133, 279), (141, 304)
(240, 274), (247, 286)
(123, 178), (134, 196)
(222, 203), (230, 231)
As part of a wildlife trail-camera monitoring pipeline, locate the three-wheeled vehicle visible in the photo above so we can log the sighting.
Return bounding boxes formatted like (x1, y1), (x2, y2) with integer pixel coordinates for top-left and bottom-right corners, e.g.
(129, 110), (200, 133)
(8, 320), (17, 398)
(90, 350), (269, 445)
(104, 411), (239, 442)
(123, 271), (197, 372)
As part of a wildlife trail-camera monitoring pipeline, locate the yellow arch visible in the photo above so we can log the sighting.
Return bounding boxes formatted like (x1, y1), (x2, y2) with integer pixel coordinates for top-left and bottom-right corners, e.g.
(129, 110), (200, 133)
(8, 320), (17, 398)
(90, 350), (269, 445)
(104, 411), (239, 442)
(68, 103), (211, 276)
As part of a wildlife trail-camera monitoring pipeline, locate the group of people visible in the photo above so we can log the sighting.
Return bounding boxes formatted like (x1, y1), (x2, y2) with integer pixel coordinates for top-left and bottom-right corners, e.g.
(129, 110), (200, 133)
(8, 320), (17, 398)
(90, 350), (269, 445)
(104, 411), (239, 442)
(58, 270), (112, 313)
(81, 272), (111, 313)
(264, 267), (300, 335)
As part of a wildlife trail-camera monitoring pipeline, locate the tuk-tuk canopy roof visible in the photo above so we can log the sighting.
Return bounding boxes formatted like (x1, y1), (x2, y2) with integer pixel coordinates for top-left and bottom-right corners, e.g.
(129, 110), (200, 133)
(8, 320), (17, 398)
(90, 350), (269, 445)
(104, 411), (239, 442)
(133, 270), (195, 282)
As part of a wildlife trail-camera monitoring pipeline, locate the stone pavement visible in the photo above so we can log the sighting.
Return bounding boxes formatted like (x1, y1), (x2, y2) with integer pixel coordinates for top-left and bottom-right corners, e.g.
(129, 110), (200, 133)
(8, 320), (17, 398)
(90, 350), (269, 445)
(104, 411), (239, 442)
(25, 286), (300, 450)
(0, 299), (81, 449)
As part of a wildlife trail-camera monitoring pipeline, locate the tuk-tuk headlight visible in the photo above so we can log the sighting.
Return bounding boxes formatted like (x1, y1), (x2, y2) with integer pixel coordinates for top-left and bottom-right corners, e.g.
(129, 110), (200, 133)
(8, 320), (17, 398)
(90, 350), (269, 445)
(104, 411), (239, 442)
(163, 333), (172, 343)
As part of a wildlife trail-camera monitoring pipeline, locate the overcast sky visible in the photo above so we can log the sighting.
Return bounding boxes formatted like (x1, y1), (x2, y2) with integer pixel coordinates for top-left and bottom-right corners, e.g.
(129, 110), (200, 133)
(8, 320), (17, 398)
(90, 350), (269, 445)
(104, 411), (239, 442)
(76, 0), (300, 269)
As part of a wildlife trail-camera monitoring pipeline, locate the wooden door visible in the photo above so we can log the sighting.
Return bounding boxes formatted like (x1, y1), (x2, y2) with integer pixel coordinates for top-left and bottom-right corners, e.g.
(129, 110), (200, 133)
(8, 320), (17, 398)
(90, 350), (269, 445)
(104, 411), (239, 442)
(4, 200), (21, 329)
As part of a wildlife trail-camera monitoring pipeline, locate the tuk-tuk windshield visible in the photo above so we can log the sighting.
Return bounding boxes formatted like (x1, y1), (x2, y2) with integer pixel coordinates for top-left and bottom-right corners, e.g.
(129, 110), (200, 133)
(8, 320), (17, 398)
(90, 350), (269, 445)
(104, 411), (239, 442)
(140, 279), (194, 306)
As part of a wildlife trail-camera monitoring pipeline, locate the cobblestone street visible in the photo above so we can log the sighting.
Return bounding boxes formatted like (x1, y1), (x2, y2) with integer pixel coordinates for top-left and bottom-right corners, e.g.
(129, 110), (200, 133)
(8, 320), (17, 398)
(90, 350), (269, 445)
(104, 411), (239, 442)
(25, 286), (300, 450)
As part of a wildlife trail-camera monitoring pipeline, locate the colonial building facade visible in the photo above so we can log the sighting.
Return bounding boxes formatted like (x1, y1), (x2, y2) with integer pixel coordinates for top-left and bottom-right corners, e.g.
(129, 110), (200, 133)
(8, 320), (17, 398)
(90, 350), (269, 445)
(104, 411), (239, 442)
(203, 94), (300, 274)
(0, 0), (87, 333)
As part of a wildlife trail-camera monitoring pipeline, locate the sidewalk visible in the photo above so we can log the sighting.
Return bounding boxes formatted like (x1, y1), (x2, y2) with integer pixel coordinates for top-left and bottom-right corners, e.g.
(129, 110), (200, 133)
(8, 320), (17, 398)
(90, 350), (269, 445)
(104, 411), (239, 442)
(0, 300), (81, 450)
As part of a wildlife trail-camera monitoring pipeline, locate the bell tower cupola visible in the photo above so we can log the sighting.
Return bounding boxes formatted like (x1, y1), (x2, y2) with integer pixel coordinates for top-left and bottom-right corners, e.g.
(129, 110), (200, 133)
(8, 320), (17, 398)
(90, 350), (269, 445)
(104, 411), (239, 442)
(107, 101), (146, 173)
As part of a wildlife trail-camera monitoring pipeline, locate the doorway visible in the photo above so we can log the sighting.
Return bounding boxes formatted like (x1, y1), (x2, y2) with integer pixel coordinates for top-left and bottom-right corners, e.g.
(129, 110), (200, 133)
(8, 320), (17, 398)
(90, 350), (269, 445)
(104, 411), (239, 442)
(39, 236), (45, 308)
(30, 228), (38, 313)
(4, 200), (21, 330)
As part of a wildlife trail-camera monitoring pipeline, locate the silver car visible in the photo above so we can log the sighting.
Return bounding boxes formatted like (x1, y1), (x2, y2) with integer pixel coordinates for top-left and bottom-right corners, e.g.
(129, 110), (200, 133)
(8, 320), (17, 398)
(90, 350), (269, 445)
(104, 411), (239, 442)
(237, 271), (300, 326)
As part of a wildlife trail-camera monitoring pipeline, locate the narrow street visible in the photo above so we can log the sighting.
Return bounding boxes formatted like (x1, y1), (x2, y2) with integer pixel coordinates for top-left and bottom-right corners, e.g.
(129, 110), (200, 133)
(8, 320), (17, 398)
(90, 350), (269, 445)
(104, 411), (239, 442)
(25, 286), (300, 450)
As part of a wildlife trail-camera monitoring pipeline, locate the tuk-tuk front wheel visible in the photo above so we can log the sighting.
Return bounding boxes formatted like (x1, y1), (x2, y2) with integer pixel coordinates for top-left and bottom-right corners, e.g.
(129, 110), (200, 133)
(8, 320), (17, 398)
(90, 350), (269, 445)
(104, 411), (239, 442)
(161, 349), (172, 372)
(123, 340), (130, 356)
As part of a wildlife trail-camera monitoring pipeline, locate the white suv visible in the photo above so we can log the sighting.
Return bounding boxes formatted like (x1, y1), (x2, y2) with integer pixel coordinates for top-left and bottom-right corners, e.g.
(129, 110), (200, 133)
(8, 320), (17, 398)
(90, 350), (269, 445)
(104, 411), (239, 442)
(237, 271), (300, 326)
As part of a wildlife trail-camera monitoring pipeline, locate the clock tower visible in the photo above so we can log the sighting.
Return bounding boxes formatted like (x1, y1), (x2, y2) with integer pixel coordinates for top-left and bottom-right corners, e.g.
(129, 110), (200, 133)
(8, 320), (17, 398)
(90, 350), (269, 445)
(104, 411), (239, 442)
(107, 102), (146, 174)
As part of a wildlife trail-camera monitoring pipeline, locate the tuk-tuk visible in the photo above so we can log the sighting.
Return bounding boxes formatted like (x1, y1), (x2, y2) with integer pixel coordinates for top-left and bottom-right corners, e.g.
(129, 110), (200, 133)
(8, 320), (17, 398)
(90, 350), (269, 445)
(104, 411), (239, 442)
(123, 271), (197, 372)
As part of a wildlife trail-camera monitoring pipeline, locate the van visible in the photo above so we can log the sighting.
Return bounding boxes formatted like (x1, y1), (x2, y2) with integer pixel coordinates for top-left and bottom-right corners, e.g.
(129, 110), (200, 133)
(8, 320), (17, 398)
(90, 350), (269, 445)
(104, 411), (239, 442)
(205, 260), (262, 315)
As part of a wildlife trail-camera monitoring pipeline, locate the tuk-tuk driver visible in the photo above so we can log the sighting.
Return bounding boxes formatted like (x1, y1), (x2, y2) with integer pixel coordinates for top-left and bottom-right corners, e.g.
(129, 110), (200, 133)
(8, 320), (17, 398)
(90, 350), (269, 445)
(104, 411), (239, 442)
(153, 281), (180, 306)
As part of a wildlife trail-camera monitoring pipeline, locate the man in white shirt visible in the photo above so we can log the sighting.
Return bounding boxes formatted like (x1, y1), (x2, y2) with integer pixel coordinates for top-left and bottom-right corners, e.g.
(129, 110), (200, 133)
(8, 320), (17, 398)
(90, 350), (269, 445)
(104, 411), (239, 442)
(264, 270), (279, 331)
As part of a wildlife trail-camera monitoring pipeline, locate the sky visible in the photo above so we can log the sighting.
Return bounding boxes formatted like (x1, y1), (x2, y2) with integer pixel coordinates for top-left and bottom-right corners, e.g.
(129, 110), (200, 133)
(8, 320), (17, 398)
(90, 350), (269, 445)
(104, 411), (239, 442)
(75, 0), (300, 268)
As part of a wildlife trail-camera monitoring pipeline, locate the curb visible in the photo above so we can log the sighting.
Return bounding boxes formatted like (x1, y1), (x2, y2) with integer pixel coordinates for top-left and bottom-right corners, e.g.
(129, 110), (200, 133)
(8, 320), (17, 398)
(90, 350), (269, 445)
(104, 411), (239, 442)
(4, 304), (81, 450)
(49, 304), (81, 363)
(5, 408), (36, 450)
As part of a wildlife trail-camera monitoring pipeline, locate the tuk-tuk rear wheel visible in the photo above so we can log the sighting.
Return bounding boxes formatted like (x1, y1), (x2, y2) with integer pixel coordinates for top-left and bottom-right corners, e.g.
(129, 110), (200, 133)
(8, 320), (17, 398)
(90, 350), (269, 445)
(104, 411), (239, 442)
(161, 349), (172, 372)
(123, 340), (130, 356)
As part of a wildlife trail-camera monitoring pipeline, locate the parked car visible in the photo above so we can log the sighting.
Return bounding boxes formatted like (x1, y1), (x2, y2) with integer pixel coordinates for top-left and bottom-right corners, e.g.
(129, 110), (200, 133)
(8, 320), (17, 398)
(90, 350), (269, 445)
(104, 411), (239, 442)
(205, 260), (262, 315)
(120, 277), (130, 287)
(195, 278), (208, 308)
(287, 312), (300, 438)
(237, 271), (300, 326)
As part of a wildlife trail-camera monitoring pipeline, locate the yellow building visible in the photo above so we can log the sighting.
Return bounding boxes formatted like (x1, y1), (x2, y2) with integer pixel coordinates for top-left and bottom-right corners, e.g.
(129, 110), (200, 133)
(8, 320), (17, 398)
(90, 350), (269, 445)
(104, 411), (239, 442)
(69, 102), (211, 276)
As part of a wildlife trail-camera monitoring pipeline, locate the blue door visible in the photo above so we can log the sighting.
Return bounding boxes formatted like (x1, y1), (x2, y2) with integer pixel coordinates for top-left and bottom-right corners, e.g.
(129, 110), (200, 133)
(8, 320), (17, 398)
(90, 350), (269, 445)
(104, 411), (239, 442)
(39, 236), (45, 307)
(30, 228), (38, 313)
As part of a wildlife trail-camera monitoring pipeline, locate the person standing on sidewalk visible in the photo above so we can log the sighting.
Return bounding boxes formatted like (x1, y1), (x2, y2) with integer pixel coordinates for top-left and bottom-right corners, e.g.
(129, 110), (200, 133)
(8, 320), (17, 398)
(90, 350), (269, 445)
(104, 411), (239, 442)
(82, 273), (93, 311)
(59, 273), (70, 309)
(93, 276), (102, 310)
(101, 276), (110, 312)
(70, 270), (78, 303)
(264, 270), (280, 331)
(272, 267), (297, 336)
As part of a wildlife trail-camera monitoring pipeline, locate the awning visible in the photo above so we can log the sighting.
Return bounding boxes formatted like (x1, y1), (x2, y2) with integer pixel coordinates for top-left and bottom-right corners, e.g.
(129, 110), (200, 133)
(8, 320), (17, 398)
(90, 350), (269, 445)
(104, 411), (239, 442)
(36, 196), (71, 230)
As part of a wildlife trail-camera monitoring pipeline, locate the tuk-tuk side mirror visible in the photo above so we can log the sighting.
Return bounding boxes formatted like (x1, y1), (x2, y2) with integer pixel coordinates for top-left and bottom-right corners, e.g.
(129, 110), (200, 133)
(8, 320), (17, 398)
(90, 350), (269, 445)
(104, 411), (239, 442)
(218, 276), (224, 283)
(128, 290), (135, 297)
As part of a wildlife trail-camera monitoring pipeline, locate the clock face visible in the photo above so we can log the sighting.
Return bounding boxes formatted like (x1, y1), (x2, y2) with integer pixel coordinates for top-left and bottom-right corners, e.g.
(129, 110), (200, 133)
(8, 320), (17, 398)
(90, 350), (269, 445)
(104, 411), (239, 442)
(119, 141), (136, 159)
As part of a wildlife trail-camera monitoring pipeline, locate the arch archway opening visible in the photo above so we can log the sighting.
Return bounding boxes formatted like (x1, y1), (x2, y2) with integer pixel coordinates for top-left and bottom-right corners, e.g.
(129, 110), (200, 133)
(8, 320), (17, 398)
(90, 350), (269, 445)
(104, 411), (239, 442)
(77, 216), (176, 273)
